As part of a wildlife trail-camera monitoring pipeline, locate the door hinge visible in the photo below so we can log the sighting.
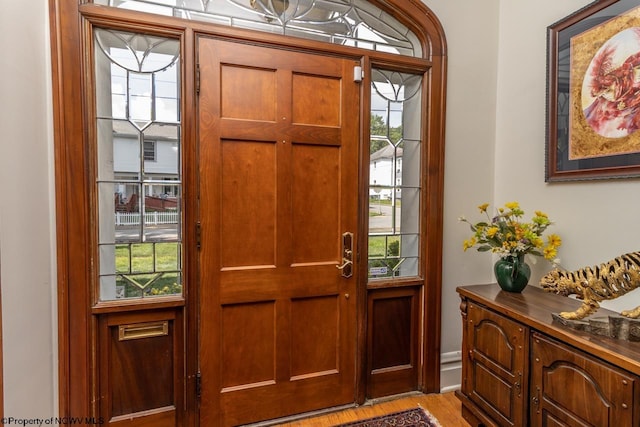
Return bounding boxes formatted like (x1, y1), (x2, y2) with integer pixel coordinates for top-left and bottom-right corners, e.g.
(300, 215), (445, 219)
(196, 371), (202, 399)
(196, 221), (202, 250)
(196, 64), (201, 95)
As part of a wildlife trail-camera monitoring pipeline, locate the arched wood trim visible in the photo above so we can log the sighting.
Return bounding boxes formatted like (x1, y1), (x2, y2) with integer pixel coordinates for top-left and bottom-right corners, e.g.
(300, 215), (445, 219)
(49, 0), (447, 420)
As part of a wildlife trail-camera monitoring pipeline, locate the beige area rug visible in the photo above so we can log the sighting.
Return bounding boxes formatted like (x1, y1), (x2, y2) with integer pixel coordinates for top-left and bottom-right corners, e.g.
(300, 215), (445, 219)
(333, 407), (442, 427)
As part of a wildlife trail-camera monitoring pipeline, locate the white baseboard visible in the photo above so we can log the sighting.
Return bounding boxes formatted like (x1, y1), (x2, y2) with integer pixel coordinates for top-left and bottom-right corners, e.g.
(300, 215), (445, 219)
(439, 350), (462, 393)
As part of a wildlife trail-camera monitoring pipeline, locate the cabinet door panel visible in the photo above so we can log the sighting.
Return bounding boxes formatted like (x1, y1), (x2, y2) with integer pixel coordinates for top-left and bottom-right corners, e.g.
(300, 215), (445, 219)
(531, 333), (635, 427)
(474, 362), (515, 418)
(465, 302), (528, 426)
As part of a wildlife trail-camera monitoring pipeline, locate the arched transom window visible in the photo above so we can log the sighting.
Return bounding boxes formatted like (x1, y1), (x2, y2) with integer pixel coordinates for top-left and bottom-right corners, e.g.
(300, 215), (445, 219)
(94, 0), (422, 57)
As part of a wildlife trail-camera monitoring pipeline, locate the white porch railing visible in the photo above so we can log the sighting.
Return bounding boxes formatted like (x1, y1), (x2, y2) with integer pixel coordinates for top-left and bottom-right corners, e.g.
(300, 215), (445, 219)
(115, 211), (179, 226)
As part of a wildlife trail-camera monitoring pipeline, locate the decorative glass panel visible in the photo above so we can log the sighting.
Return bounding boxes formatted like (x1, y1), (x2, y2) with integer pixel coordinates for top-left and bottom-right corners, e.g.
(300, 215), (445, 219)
(94, 28), (182, 300)
(368, 69), (422, 280)
(92, 0), (421, 57)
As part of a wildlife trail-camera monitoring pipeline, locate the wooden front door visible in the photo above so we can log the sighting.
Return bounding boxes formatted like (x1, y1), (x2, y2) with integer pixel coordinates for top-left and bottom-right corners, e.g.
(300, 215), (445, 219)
(197, 37), (360, 426)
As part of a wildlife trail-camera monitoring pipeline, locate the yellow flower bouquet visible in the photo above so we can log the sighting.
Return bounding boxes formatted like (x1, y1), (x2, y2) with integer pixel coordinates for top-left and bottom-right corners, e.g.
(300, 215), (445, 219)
(459, 201), (561, 262)
(459, 202), (561, 292)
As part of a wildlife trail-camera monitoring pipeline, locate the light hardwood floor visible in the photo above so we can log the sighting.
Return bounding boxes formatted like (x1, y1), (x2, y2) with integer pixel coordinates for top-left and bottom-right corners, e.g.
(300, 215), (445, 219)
(272, 392), (471, 426)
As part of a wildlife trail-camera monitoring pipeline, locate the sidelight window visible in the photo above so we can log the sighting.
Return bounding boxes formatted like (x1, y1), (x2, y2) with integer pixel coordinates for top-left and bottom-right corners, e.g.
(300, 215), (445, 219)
(368, 69), (422, 280)
(94, 28), (183, 300)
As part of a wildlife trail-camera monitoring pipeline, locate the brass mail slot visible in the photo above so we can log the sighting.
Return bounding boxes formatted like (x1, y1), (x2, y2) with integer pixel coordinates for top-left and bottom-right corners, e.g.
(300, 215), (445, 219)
(118, 321), (169, 341)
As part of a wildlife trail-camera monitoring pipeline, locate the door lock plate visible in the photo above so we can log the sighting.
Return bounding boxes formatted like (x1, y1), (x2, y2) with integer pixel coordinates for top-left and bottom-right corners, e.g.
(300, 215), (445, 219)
(336, 232), (353, 278)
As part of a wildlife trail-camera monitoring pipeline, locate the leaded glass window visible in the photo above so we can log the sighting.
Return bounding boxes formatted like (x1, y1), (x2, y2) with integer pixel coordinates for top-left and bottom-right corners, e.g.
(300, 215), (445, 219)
(94, 28), (183, 300)
(92, 0), (421, 57)
(368, 69), (422, 280)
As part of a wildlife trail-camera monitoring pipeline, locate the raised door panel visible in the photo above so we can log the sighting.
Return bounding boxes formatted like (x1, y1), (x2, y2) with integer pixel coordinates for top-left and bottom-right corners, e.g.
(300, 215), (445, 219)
(466, 302), (528, 427)
(98, 310), (183, 427)
(291, 144), (340, 264)
(220, 140), (277, 269)
(220, 301), (276, 390)
(530, 333), (636, 427)
(366, 287), (420, 398)
(290, 296), (340, 378)
(220, 65), (277, 121)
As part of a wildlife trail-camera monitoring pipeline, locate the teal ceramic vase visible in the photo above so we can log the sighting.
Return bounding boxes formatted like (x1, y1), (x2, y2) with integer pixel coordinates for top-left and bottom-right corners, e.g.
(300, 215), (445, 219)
(494, 254), (530, 293)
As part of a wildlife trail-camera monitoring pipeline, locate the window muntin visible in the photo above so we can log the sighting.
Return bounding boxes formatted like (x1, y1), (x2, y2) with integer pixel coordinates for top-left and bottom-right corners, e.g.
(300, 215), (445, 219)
(368, 69), (422, 280)
(93, 0), (422, 57)
(94, 28), (182, 300)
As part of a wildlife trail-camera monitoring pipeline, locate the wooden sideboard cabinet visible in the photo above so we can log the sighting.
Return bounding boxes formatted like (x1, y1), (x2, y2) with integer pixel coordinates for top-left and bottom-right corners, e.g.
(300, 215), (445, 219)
(457, 284), (640, 427)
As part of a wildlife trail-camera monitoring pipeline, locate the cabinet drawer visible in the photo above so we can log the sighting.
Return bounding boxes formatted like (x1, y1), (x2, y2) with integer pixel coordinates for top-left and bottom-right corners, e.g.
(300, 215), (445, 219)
(465, 302), (528, 426)
(531, 333), (637, 426)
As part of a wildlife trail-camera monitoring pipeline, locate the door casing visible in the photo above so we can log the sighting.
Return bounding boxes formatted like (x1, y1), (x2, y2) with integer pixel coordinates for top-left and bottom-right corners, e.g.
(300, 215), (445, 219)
(48, 0), (447, 423)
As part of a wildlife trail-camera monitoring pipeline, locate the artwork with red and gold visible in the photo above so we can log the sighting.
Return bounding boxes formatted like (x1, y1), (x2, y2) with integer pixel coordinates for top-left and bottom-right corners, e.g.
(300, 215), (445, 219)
(570, 6), (640, 159)
(547, 0), (640, 181)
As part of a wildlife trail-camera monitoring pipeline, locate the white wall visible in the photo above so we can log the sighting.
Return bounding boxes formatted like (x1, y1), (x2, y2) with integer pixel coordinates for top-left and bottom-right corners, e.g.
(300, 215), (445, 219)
(423, 0), (501, 391)
(0, 0), (57, 417)
(494, 0), (599, 281)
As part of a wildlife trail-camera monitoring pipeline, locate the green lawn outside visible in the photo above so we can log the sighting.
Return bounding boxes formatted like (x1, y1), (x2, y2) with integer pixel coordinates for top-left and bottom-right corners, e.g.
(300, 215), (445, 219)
(113, 242), (182, 297)
(368, 235), (400, 258)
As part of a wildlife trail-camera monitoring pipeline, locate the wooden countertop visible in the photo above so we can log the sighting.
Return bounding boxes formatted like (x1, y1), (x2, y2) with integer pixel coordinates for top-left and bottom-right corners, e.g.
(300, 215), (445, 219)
(457, 284), (640, 376)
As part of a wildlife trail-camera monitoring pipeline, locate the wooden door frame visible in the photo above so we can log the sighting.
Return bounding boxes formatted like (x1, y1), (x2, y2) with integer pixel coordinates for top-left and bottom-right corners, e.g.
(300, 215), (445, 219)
(49, 0), (447, 421)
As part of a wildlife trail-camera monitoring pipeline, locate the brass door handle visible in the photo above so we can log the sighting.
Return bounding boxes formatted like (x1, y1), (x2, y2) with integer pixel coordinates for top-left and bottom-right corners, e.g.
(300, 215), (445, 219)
(336, 260), (353, 270)
(337, 232), (353, 278)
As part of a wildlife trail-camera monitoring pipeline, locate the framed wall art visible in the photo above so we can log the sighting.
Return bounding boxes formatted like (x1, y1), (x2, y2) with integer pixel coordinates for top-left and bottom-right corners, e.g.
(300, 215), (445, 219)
(547, 0), (640, 181)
